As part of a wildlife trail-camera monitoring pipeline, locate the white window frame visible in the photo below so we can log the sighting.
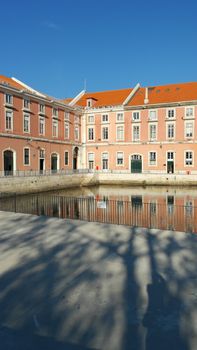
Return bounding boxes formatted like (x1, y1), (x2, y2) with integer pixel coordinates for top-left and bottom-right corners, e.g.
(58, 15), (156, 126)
(88, 152), (95, 169)
(185, 120), (194, 139)
(65, 112), (70, 121)
(185, 106), (194, 118)
(39, 104), (45, 114)
(5, 109), (13, 131)
(185, 151), (193, 167)
(5, 93), (13, 105)
(101, 152), (109, 170)
(167, 108), (176, 119)
(52, 119), (58, 137)
(75, 126), (79, 140)
(116, 112), (124, 122)
(149, 151), (157, 166)
(64, 151), (69, 166)
(149, 123), (157, 140)
(23, 98), (30, 110)
(52, 108), (58, 117)
(64, 122), (69, 139)
(87, 115), (94, 124)
(102, 126), (109, 141)
(149, 109), (157, 121)
(132, 124), (140, 141)
(39, 116), (45, 135)
(88, 126), (94, 141)
(23, 147), (30, 166)
(102, 114), (109, 123)
(132, 111), (140, 121)
(116, 151), (124, 166)
(116, 125), (124, 141)
(166, 122), (175, 139)
(23, 113), (30, 133)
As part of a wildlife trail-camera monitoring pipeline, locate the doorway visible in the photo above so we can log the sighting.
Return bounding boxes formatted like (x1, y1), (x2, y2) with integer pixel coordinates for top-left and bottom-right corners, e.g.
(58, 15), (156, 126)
(131, 155), (142, 173)
(4, 150), (14, 175)
(73, 147), (79, 170)
(51, 153), (58, 173)
(167, 152), (174, 173)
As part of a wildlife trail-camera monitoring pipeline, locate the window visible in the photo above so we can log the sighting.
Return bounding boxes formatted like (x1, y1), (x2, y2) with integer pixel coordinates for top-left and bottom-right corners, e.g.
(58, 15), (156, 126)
(117, 152), (124, 165)
(87, 99), (92, 107)
(185, 107), (194, 118)
(24, 99), (30, 109)
(149, 110), (157, 120)
(167, 152), (174, 160)
(185, 121), (193, 138)
(64, 122), (69, 139)
(5, 110), (13, 130)
(39, 104), (45, 114)
(23, 114), (30, 133)
(74, 115), (79, 124)
(53, 108), (58, 117)
(116, 113), (124, 122)
(150, 124), (157, 140)
(102, 152), (108, 170)
(149, 152), (157, 165)
(75, 126), (79, 140)
(24, 148), (30, 165)
(5, 94), (13, 105)
(52, 119), (58, 137)
(102, 126), (109, 140)
(88, 153), (94, 169)
(88, 127), (94, 140)
(167, 123), (175, 138)
(185, 151), (193, 166)
(40, 149), (45, 158)
(102, 114), (108, 123)
(65, 112), (70, 121)
(88, 115), (94, 123)
(185, 201), (193, 216)
(167, 109), (175, 118)
(132, 125), (140, 141)
(39, 116), (45, 135)
(132, 111), (140, 121)
(116, 125), (124, 141)
(64, 151), (69, 165)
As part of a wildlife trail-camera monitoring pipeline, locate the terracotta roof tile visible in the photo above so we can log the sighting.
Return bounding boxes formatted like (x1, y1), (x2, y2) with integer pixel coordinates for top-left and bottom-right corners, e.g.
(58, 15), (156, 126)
(0, 75), (25, 90)
(75, 88), (133, 107)
(127, 82), (197, 106)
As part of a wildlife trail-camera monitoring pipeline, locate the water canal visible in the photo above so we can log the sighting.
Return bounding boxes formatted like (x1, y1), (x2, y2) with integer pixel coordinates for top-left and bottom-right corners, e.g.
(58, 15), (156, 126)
(0, 185), (197, 233)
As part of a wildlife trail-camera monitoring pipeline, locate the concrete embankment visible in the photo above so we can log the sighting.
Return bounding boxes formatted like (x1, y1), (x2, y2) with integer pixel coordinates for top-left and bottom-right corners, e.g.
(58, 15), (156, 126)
(0, 211), (197, 350)
(0, 172), (197, 194)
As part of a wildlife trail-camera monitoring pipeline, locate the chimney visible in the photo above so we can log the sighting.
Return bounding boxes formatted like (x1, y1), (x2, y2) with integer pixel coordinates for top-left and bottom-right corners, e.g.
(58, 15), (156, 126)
(144, 87), (149, 104)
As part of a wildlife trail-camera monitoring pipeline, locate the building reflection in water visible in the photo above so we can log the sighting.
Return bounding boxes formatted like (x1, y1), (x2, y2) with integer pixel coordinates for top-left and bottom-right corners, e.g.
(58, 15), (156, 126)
(0, 185), (196, 233)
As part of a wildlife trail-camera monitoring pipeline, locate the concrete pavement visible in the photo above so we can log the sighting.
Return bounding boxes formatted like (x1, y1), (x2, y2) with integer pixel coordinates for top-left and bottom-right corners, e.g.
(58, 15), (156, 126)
(0, 211), (197, 350)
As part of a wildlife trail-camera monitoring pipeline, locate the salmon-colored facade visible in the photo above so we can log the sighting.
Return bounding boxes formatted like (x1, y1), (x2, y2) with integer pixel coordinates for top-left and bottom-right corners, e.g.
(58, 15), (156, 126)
(1, 76), (197, 175)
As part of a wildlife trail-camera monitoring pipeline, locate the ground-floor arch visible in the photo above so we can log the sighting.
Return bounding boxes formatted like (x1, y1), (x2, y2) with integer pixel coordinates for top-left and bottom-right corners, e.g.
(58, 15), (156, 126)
(51, 153), (59, 173)
(73, 147), (79, 170)
(3, 149), (16, 175)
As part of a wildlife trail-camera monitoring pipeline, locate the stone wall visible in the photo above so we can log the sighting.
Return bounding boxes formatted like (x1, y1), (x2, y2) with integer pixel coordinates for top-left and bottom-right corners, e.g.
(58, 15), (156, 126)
(0, 172), (197, 194)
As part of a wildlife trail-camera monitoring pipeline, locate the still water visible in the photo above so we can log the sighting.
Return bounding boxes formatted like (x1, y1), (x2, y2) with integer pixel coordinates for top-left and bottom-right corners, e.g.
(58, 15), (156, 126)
(0, 185), (197, 233)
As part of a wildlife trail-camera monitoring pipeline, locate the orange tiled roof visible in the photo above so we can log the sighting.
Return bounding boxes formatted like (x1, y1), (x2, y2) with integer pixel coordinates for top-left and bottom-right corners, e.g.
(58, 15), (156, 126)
(75, 88), (133, 107)
(127, 82), (197, 106)
(0, 75), (25, 90)
(62, 97), (73, 104)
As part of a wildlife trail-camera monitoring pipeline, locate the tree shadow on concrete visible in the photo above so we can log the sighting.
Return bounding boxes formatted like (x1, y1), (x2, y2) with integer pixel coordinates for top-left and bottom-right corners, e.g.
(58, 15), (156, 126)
(0, 213), (196, 349)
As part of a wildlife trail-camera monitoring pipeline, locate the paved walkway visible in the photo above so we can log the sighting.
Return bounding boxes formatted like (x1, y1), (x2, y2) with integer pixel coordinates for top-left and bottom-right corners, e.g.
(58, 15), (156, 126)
(0, 211), (197, 350)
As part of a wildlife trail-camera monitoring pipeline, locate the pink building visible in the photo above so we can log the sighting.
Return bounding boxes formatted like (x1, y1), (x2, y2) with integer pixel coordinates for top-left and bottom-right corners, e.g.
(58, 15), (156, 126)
(1, 75), (197, 175)
(0, 75), (82, 175)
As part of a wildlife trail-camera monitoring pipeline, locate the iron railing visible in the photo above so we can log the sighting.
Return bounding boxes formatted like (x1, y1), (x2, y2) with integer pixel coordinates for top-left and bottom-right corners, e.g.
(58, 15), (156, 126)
(0, 194), (196, 233)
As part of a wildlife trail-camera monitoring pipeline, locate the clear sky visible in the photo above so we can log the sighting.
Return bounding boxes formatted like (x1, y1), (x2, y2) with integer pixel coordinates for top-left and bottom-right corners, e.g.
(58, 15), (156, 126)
(0, 0), (197, 98)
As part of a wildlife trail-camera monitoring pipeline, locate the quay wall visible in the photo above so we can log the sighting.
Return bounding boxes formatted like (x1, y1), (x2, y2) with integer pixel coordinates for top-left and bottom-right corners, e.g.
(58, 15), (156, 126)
(0, 172), (197, 194)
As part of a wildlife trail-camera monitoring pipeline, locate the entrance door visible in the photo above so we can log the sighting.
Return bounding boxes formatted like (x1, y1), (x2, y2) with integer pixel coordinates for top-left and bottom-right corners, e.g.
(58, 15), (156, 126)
(51, 153), (58, 173)
(167, 152), (174, 173)
(4, 150), (13, 175)
(131, 155), (142, 173)
(39, 149), (45, 174)
(73, 147), (79, 170)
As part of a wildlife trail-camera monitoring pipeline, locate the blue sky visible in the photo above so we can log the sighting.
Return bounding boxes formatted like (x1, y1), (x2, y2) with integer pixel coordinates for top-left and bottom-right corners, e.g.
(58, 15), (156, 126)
(1, 0), (197, 98)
